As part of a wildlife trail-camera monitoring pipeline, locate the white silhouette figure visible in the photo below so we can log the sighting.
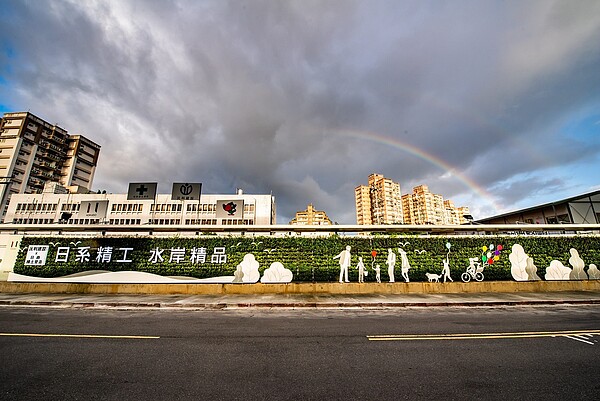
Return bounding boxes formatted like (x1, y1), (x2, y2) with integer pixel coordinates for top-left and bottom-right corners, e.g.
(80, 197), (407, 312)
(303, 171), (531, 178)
(441, 258), (453, 282)
(386, 248), (396, 282)
(398, 247), (411, 282)
(374, 264), (381, 283)
(334, 246), (351, 283)
(462, 257), (484, 282)
(356, 257), (366, 283)
(425, 273), (441, 282)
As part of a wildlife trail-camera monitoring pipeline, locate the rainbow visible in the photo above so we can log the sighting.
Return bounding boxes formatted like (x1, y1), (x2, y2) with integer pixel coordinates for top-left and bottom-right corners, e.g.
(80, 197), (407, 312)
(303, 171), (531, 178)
(332, 129), (502, 212)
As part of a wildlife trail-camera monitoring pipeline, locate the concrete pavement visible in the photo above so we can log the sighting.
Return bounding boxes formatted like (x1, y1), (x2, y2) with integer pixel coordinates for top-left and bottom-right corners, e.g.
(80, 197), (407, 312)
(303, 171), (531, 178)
(1, 290), (600, 309)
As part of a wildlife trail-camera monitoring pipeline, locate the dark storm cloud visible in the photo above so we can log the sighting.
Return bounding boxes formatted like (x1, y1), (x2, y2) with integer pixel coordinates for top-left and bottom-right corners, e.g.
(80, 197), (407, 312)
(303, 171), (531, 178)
(1, 0), (599, 222)
(491, 176), (569, 212)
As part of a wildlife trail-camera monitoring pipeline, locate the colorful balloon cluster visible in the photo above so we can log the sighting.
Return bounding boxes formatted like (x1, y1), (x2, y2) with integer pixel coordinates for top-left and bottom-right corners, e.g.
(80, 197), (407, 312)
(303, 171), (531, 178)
(481, 244), (503, 265)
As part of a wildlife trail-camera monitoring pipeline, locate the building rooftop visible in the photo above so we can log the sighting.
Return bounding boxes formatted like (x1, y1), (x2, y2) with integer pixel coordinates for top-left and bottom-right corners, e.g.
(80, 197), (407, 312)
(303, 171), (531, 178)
(477, 189), (600, 224)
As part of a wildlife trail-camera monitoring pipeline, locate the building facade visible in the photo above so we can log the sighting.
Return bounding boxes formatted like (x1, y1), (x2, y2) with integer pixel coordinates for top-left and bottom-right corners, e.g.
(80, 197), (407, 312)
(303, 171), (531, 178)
(290, 204), (332, 225)
(0, 112), (100, 216)
(443, 200), (471, 225)
(355, 173), (403, 224)
(354, 185), (373, 225)
(477, 190), (600, 224)
(402, 185), (469, 225)
(4, 187), (276, 226)
(456, 206), (471, 225)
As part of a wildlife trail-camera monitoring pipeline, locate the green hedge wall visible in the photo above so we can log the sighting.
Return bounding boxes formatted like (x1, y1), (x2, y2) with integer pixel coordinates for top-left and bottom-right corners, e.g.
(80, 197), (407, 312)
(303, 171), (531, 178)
(13, 235), (600, 282)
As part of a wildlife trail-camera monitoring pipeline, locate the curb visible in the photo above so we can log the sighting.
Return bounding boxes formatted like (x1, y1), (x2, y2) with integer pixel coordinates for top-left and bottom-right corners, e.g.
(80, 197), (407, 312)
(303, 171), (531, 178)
(2, 299), (600, 309)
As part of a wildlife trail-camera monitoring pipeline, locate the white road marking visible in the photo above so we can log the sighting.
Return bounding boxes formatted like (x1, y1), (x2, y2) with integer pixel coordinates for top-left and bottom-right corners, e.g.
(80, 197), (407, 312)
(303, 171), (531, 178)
(368, 329), (600, 342)
(563, 335), (595, 345)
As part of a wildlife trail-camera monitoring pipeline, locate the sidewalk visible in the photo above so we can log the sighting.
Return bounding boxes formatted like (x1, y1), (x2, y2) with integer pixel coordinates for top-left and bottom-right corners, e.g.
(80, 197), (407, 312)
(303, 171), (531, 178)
(1, 291), (599, 309)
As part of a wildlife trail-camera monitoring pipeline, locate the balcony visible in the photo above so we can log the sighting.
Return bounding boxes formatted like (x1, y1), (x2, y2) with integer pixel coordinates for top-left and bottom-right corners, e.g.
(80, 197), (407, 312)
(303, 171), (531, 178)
(30, 168), (47, 178)
(28, 177), (43, 187)
(47, 134), (66, 145)
(41, 151), (62, 162)
(37, 161), (57, 170)
(39, 141), (64, 153)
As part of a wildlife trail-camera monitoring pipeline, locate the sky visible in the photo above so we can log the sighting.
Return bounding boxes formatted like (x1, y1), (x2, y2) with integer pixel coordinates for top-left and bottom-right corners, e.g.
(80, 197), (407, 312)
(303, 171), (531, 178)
(1, 0), (599, 224)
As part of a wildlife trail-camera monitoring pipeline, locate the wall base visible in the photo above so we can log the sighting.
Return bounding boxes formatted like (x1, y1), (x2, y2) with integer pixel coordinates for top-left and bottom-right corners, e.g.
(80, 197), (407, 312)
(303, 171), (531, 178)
(1, 280), (599, 295)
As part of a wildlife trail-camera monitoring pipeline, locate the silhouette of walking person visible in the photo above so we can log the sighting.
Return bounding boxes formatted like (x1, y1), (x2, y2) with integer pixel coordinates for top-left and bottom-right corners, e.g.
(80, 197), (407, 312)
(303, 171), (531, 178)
(334, 245), (351, 283)
(398, 247), (411, 282)
(441, 257), (453, 282)
(356, 256), (366, 283)
(386, 248), (396, 282)
(374, 264), (381, 283)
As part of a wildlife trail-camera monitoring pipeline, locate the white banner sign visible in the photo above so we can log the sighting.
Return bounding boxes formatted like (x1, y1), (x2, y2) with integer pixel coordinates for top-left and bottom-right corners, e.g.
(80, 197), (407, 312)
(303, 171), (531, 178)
(24, 245), (49, 266)
(216, 200), (244, 219)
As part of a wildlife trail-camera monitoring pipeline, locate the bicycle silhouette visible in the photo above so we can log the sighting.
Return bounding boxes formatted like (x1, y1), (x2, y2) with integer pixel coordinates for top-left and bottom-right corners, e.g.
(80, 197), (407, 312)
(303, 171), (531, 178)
(461, 257), (484, 282)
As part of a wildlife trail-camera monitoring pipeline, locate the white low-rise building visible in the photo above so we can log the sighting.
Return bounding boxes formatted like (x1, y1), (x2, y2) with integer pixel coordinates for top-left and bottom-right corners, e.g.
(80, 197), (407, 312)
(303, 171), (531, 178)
(4, 188), (276, 226)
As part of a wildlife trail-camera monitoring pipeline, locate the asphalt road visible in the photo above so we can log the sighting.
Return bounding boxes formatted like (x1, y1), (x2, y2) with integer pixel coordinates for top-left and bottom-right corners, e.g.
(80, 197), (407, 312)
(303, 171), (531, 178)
(1, 305), (599, 400)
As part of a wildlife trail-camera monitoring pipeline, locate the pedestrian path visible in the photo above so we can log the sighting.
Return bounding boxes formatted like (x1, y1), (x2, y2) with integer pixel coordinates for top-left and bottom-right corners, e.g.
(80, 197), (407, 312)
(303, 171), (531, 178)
(0, 291), (599, 309)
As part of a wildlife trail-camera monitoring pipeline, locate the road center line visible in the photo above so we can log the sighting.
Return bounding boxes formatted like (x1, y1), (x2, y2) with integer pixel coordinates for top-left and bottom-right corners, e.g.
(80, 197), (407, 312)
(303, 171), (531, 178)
(367, 329), (600, 342)
(0, 333), (160, 339)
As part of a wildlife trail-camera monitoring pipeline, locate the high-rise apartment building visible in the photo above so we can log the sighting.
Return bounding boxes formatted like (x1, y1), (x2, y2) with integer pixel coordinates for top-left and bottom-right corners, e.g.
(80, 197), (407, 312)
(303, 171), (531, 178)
(290, 203), (332, 225)
(0, 112), (100, 215)
(402, 185), (469, 225)
(402, 185), (444, 225)
(355, 185), (373, 225)
(355, 173), (403, 224)
(455, 205), (471, 225)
